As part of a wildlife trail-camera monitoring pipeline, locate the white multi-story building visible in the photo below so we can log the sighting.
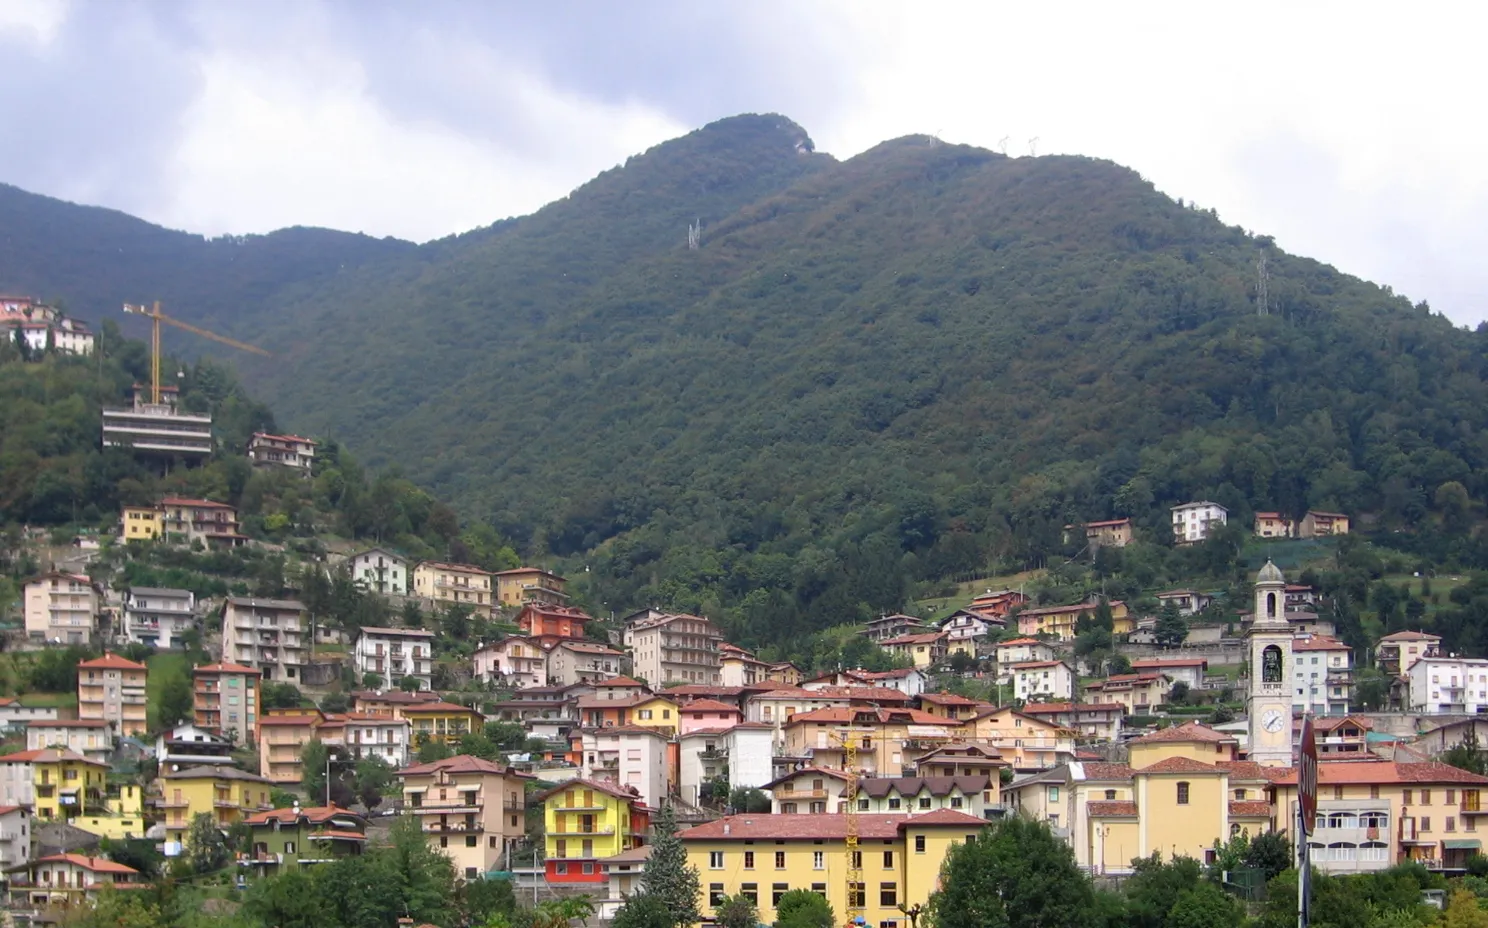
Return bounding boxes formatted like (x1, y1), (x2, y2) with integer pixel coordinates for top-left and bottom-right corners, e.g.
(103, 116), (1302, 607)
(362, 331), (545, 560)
(0, 805), (30, 873)
(546, 640), (627, 686)
(1171, 501), (1228, 545)
(247, 432), (316, 474)
(341, 712), (412, 767)
(222, 597), (307, 683)
(1293, 634), (1354, 715)
(1407, 655), (1488, 714)
(939, 610), (998, 657)
(1008, 660), (1076, 703)
(347, 548), (409, 595)
(472, 637), (548, 688)
(0, 699), (58, 734)
(122, 587), (196, 649)
(0, 750), (36, 806)
(994, 638), (1057, 683)
(625, 613), (724, 685)
(23, 571), (99, 644)
(353, 627), (434, 690)
(677, 723), (773, 806)
(25, 720), (111, 763)
(577, 727), (668, 808)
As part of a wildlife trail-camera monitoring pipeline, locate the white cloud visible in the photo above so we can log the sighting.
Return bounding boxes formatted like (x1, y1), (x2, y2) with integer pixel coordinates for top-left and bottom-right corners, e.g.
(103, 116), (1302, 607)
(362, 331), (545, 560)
(0, 0), (68, 45)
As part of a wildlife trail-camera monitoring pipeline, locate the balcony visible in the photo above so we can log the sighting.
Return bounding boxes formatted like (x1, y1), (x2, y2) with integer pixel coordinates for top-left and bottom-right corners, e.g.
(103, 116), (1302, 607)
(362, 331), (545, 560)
(551, 825), (615, 836)
(423, 821), (484, 834)
(699, 748), (729, 760)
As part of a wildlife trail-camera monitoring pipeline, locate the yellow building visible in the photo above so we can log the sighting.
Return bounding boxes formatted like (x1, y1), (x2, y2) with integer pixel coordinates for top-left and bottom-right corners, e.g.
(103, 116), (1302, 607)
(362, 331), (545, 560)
(494, 567), (568, 607)
(404, 701), (483, 746)
(538, 777), (649, 884)
(412, 562), (495, 617)
(398, 754), (532, 881)
(1015, 600), (1132, 640)
(76, 652), (148, 738)
(156, 765), (274, 845)
(258, 714), (323, 783)
(120, 505), (162, 542)
(70, 783), (146, 839)
(631, 695), (682, 734)
(681, 810), (990, 928)
(961, 707), (1076, 770)
(783, 708), (962, 777)
(31, 749), (107, 822)
(1082, 672), (1173, 715)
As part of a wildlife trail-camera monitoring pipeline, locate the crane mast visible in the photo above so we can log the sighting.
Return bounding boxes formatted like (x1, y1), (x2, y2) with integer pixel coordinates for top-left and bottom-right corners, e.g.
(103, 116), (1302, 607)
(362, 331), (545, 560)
(122, 301), (270, 404)
(842, 728), (863, 923)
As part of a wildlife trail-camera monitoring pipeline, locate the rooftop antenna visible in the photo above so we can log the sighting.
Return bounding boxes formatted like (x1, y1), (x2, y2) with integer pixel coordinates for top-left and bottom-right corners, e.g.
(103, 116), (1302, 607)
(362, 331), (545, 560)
(998, 136), (1010, 155)
(1028, 137), (1040, 157)
(1256, 253), (1270, 316)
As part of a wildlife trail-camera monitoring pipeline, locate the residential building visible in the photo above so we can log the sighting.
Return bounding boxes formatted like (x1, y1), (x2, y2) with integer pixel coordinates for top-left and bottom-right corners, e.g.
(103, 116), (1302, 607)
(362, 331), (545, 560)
(403, 701), (483, 746)
(223, 596), (308, 682)
(241, 805), (367, 874)
(1009, 660), (1076, 702)
(1083, 673), (1173, 715)
(765, 767), (851, 814)
(68, 782), (145, 840)
(1014, 600), (1132, 640)
(247, 432), (317, 474)
(76, 652), (148, 738)
(1378, 631), (1442, 676)
(349, 688), (442, 718)
(30, 749), (108, 822)
(8, 854), (141, 908)
(259, 714), (323, 783)
(720, 644), (774, 686)
(0, 806), (30, 873)
(917, 692), (991, 722)
(968, 589), (1029, 619)
(120, 505), (163, 542)
(861, 614), (938, 642)
(678, 724), (773, 804)
(121, 586), (196, 648)
(909, 742), (1010, 780)
(25, 720), (111, 763)
(850, 668), (928, 697)
(0, 750), (38, 807)
(747, 687), (852, 746)
(193, 660), (261, 745)
(627, 612), (725, 685)
(1293, 634), (1354, 715)
(576, 727), (669, 808)
(851, 776), (997, 818)
(680, 699), (744, 734)
(1018, 702), (1125, 741)
(1408, 656), (1488, 715)
(155, 765), (274, 847)
(0, 699), (57, 734)
(398, 754), (533, 881)
(961, 707), (1077, 771)
(160, 497), (245, 547)
(495, 567), (569, 607)
(1130, 657), (1208, 690)
(23, 570), (99, 644)
(1254, 512), (1296, 539)
(1299, 510), (1350, 538)
(598, 846), (652, 919)
(1171, 501), (1228, 545)
(1065, 518), (1134, 548)
(353, 626), (435, 690)
(783, 707), (959, 777)
(516, 604), (591, 645)
(994, 638), (1057, 679)
(938, 611), (999, 657)
(765, 662), (804, 686)
(341, 713), (412, 767)
(1155, 589), (1214, 615)
(680, 811), (992, 928)
(547, 640), (628, 686)
(473, 636), (548, 688)
(102, 384), (213, 459)
(347, 548), (409, 594)
(538, 778), (650, 884)
(574, 692), (680, 735)
(413, 562), (495, 617)
(879, 631), (948, 669)
(155, 723), (236, 768)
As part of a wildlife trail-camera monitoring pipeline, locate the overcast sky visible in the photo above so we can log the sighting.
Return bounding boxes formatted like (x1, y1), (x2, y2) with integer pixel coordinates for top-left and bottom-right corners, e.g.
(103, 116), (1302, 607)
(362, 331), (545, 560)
(2, 0), (1484, 326)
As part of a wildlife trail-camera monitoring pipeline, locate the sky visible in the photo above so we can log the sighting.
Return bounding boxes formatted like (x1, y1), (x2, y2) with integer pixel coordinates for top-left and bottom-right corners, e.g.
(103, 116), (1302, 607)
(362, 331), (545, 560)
(1, 0), (1485, 326)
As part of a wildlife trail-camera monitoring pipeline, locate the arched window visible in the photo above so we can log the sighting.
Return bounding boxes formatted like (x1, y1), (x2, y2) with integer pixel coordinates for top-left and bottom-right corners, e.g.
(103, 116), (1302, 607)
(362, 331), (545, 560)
(1266, 591), (1278, 618)
(1262, 645), (1284, 683)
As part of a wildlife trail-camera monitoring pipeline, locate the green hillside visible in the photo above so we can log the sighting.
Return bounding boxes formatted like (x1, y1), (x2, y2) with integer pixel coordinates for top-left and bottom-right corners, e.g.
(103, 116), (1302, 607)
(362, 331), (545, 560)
(4, 114), (1487, 649)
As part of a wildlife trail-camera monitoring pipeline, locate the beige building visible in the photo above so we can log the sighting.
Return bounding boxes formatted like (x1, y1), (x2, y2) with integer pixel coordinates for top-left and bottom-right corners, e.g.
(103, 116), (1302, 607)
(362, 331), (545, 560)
(1299, 510), (1350, 538)
(399, 754), (532, 881)
(413, 562), (495, 617)
(159, 498), (245, 548)
(76, 653), (148, 738)
(223, 597), (307, 682)
(23, 571), (99, 644)
(247, 432), (316, 474)
(1083, 672), (1173, 714)
(494, 567), (568, 607)
(764, 766), (851, 814)
(193, 661), (261, 745)
(26, 720), (111, 763)
(626, 613), (725, 685)
(961, 707), (1076, 771)
(259, 714), (322, 783)
(546, 640), (627, 686)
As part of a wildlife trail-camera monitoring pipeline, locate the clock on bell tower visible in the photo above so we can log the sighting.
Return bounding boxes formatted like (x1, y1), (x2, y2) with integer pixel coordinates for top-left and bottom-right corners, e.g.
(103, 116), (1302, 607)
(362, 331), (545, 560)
(1247, 559), (1294, 766)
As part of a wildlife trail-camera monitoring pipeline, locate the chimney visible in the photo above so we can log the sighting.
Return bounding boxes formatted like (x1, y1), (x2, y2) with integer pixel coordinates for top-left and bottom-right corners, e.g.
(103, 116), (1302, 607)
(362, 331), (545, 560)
(723, 823), (730, 835)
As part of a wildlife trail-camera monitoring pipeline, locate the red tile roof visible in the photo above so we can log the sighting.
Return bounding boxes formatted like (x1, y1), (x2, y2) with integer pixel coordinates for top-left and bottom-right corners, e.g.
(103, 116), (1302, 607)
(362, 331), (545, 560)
(257, 715), (320, 727)
(1131, 658), (1208, 669)
(399, 755), (522, 778)
(77, 652), (147, 671)
(1015, 601), (1127, 618)
(1292, 635), (1350, 652)
(36, 854), (138, 874)
(996, 638), (1046, 647)
(919, 692), (984, 706)
(681, 699), (741, 714)
(29, 719), (108, 728)
(762, 766), (852, 789)
(1271, 760), (1488, 786)
(194, 661), (261, 675)
(1078, 762), (1134, 781)
(245, 805), (361, 826)
(534, 777), (643, 804)
(880, 632), (947, 646)
(1008, 660), (1066, 670)
(1138, 756), (1222, 774)
(1087, 800), (1138, 817)
(1020, 702), (1124, 715)
(680, 811), (986, 841)
(594, 676), (646, 688)
(1130, 722), (1231, 744)
(308, 830), (368, 841)
(786, 707), (951, 726)
(1230, 800), (1272, 817)
(1379, 631), (1441, 642)
(419, 561), (493, 575)
(159, 497), (233, 508)
(401, 701), (481, 714)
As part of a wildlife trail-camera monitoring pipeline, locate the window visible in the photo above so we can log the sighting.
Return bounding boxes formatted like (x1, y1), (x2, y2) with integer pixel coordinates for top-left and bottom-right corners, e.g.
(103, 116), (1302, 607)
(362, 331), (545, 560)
(582, 863), (595, 874)
(1404, 790), (1414, 805)
(440, 837), (448, 848)
(1333, 786), (1343, 800)
(709, 884), (726, 907)
(850, 851), (862, 869)
(775, 851), (786, 869)
(773, 884), (789, 906)
(950, 797), (964, 809)
(1048, 787), (1059, 802)
(1423, 790), (1433, 805)
(709, 852), (724, 869)
(1448, 817), (1457, 833)
(813, 851), (825, 870)
(466, 835), (478, 847)
(1234, 789), (1247, 800)
(918, 797), (932, 809)
(1448, 790), (1458, 805)
(887, 798), (901, 810)
(742, 883), (758, 905)
(1370, 785), (1380, 799)
(744, 851), (755, 870)
(1423, 817), (1433, 832)
(883, 850), (894, 868)
(811, 883), (827, 898)
(914, 835), (926, 853)
(1177, 782), (1190, 805)
(858, 799), (870, 811)
(848, 883), (865, 909)
(1105, 789), (1117, 801)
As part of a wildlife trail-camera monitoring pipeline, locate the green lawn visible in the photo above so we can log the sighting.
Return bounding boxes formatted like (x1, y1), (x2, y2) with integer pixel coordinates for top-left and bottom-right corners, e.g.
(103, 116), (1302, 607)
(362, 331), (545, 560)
(914, 570), (1045, 622)
(146, 652), (189, 732)
(18, 691), (76, 709)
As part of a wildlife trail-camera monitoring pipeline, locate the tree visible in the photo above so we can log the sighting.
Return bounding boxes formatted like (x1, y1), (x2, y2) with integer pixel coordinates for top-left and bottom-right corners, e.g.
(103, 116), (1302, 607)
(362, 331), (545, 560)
(157, 668), (194, 729)
(486, 721), (530, 749)
(1446, 890), (1488, 928)
(184, 811), (230, 873)
(729, 787), (771, 813)
(1155, 603), (1188, 649)
(261, 682), (304, 708)
(1166, 883), (1244, 928)
(1445, 728), (1488, 776)
(613, 893), (675, 928)
(1354, 667), (1391, 710)
(645, 804), (702, 928)
(242, 867), (330, 928)
(716, 893), (759, 928)
(1169, 681), (1191, 705)
(1124, 854), (1204, 928)
(927, 816), (1093, 928)
(1244, 830), (1292, 880)
(363, 672), (385, 689)
(416, 738), (455, 763)
(462, 876), (518, 927)
(98, 837), (163, 878)
(69, 885), (162, 928)
(774, 889), (834, 928)
(354, 756), (395, 810)
(302, 739), (330, 805)
(398, 675), (422, 692)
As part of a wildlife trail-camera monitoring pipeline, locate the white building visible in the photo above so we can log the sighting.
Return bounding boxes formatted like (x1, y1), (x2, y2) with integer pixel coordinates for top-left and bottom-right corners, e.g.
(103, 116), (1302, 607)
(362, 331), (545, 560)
(745, 688), (852, 747)
(546, 640), (627, 686)
(577, 727), (668, 809)
(1129, 658), (1209, 690)
(0, 805), (30, 872)
(625, 613), (724, 686)
(1407, 655), (1488, 714)
(0, 699), (58, 733)
(995, 638), (1057, 683)
(25, 720), (111, 763)
(764, 767), (850, 814)
(154, 723), (236, 768)
(473, 637), (548, 688)
(1009, 660), (1076, 703)
(347, 548), (408, 595)
(677, 723), (773, 806)
(1292, 634), (1353, 715)
(1171, 501), (1229, 545)
(222, 597), (307, 683)
(938, 610), (998, 657)
(122, 587), (196, 649)
(247, 432), (316, 474)
(0, 750), (36, 806)
(23, 571), (99, 644)
(1155, 590), (1214, 615)
(353, 626), (435, 690)
(852, 667), (928, 697)
(341, 712), (412, 768)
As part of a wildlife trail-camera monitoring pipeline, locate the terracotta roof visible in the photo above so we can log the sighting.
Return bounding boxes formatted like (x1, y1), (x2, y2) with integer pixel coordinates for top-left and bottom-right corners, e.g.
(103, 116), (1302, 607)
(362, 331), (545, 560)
(1088, 673), (1167, 687)
(0, 805), (23, 815)
(665, 685), (748, 698)
(681, 699), (741, 713)
(308, 829), (368, 841)
(1131, 722), (1231, 745)
(1081, 518), (1131, 528)
(245, 805), (363, 826)
(1016, 601), (1126, 617)
(919, 692), (984, 706)
(351, 690), (439, 704)
(602, 845), (654, 865)
(1087, 800), (1138, 817)
(1292, 635), (1350, 652)
(913, 742), (1006, 762)
(419, 561), (493, 574)
(1008, 660), (1067, 671)
(762, 766), (852, 789)
(786, 707), (951, 726)
(193, 661), (261, 675)
(1137, 756), (1221, 774)
(495, 567), (564, 578)
(996, 638), (1045, 647)
(1131, 658), (1208, 669)
(1218, 761), (1288, 782)
(576, 693), (671, 710)
(680, 810), (986, 840)
(1379, 631), (1441, 642)
(401, 701), (481, 714)
(1020, 702), (1124, 715)
(552, 641), (625, 656)
(399, 755), (520, 778)
(34, 854), (138, 874)
(1230, 800), (1272, 817)
(855, 776), (989, 798)
(356, 626), (435, 638)
(257, 715), (320, 727)
(29, 719), (108, 728)
(165, 765), (273, 783)
(1, 748), (102, 766)
(880, 632), (947, 646)
(1078, 763), (1134, 781)
(1272, 760), (1488, 786)
(594, 676), (646, 688)
(77, 652), (147, 671)
(534, 777), (643, 803)
(159, 497), (233, 508)
(0, 750), (44, 764)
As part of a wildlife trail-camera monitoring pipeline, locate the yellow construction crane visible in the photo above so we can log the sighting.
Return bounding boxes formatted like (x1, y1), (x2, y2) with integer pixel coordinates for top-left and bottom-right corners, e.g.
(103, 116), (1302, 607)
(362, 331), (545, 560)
(835, 726), (869, 924)
(122, 301), (271, 404)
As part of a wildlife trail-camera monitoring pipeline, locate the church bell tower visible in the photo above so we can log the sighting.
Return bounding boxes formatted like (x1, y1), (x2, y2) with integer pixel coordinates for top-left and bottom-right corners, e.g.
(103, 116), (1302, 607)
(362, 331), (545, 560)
(1247, 559), (1294, 766)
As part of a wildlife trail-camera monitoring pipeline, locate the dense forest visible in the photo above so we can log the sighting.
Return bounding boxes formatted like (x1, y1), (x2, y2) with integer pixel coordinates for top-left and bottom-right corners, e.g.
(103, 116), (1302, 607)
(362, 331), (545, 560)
(3, 113), (1488, 653)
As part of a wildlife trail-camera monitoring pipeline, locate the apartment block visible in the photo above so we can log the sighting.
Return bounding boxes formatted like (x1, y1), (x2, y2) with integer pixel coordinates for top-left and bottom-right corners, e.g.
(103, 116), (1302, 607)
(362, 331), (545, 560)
(76, 653), (148, 738)
(160, 497), (245, 548)
(413, 562), (494, 617)
(353, 626), (435, 690)
(247, 432), (316, 474)
(101, 385), (213, 459)
(494, 567), (568, 607)
(223, 597), (307, 682)
(399, 755), (532, 881)
(193, 661), (261, 745)
(626, 613), (725, 686)
(23, 571), (99, 644)
(122, 586), (196, 648)
(347, 547), (409, 595)
(1408, 656), (1488, 714)
(1171, 501), (1228, 545)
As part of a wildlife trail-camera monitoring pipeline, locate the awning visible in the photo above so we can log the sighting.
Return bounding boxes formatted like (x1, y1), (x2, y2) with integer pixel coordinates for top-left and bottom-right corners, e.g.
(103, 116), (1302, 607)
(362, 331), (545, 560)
(1444, 839), (1481, 850)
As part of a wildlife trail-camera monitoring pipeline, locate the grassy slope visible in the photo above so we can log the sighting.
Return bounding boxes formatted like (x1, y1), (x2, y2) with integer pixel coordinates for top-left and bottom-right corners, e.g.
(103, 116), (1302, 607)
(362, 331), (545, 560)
(146, 652), (188, 732)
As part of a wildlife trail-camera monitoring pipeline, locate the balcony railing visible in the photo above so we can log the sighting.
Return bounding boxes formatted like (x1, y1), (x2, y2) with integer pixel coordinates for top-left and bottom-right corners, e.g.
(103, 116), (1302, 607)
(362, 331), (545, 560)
(423, 822), (484, 834)
(550, 826), (615, 836)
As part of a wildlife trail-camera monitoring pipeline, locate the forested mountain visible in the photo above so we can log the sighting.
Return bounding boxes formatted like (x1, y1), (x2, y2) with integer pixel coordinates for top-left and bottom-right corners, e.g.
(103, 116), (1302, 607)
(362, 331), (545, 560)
(4, 113), (1488, 647)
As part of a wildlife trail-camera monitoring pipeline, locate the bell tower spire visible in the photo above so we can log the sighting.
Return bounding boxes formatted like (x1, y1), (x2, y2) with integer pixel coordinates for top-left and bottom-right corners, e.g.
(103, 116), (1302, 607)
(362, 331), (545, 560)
(1247, 559), (1294, 766)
